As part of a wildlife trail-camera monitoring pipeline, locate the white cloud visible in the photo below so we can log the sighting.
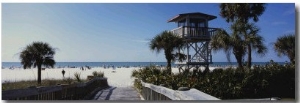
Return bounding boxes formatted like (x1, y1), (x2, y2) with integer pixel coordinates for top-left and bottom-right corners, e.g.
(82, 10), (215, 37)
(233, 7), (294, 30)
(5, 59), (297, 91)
(283, 30), (295, 34)
(271, 21), (287, 25)
(283, 8), (295, 16)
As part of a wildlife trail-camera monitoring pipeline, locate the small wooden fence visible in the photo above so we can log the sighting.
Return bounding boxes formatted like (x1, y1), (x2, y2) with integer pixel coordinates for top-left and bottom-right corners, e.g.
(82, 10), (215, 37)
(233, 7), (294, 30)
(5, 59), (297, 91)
(2, 77), (109, 100)
(140, 80), (220, 100)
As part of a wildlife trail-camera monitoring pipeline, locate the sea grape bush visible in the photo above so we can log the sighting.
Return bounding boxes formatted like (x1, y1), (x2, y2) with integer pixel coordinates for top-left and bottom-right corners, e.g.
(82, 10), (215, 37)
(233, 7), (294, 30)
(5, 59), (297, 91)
(131, 60), (295, 99)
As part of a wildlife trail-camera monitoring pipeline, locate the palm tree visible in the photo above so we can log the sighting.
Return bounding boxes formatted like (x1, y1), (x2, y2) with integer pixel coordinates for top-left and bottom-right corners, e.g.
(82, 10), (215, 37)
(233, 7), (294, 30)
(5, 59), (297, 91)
(219, 3), (266, 23)
(274, 34), (295, 64)
(210, 29), (246, 69)
(219, 3), (266, 68)
(19, 41), (56, 85)
(231, 22), (268, 67)
(149, 31), (185, 74)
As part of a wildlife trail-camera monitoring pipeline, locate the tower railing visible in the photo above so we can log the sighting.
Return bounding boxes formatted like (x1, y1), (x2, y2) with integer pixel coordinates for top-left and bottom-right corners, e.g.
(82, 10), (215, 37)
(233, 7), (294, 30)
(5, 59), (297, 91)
(170, 26), (218, 39)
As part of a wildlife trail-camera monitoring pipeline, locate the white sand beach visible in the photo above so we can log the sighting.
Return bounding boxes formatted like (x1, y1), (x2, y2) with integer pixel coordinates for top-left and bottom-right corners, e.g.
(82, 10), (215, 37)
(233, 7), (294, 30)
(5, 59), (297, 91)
(1, 66), (218, 87)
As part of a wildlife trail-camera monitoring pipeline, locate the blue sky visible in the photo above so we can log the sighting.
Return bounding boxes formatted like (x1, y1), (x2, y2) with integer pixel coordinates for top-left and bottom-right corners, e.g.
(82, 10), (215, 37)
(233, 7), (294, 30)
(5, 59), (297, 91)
(1, 3), (295, 62)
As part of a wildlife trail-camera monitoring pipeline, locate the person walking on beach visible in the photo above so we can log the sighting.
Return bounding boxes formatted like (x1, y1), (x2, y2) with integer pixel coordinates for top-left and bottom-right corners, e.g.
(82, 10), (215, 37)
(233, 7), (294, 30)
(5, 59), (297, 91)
(112, 65), (116, 73)
(62, 69), (65, 78)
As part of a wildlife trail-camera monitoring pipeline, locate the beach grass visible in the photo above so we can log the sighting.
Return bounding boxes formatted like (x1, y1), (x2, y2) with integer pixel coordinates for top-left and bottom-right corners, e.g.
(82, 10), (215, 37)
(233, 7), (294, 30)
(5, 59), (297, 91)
(74, 72), (82, 82)
(2, 78), (92, 91)
(2, 70), (108, 91)
(2, 78), (88, 91)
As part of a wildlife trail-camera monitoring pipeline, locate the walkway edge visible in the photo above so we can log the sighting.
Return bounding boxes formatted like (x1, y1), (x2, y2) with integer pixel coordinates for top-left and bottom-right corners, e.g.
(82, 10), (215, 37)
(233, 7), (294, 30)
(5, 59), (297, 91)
(132, 86), (145, 100)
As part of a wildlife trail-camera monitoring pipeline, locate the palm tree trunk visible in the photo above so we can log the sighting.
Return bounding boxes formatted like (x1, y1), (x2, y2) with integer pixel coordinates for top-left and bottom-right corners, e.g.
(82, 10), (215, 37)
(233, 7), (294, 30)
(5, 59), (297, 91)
(164, 50), (172, 74)
(37, 64), (42, 85)
(233, 48), (243, 69)
(288, 54), (295, 65)
(167, 59), (172, 74)
(247, 45), (252, 68)
(235, 54), (243, 69)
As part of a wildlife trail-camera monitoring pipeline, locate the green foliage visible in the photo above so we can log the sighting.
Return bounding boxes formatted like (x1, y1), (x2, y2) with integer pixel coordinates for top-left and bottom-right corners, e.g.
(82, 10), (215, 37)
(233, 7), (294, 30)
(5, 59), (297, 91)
(64, 77), (74, 85)
(274, 34), (295, 64)
(74, 72), (82, 82)
(2, 78), (92, 91)
(131, 65), (173, 88)
(219, 3), (266, 24)
(92, 71), (105, 77)
(92, 71), (98, 77)
(149, 31), (185, 73)
(211, 29), (246, 68)
(19, 41), (56, 69)
(19, 41), (56, 84)
(133, 79), (142, 93)
(97, 71), (104, 77)
(2, 79), (74, 90)
(219, 3), (267, 68)
(132, 61), (295, 99)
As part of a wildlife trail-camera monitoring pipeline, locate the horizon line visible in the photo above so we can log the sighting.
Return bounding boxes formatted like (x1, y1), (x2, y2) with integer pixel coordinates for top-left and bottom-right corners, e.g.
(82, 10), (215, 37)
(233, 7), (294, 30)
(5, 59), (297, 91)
(1, 61), (288, 63)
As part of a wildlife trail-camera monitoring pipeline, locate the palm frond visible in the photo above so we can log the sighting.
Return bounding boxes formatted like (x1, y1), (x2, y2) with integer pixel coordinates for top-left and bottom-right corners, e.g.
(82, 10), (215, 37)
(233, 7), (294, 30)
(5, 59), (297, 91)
(219, 3), (266, 23)
(19, 42), (56, 69)
(149, 30), (185, 71)
(274, 34), (295, 64)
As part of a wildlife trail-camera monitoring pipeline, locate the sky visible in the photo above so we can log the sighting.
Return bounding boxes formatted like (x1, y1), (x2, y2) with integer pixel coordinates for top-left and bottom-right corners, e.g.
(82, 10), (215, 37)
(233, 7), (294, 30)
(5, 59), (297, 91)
(1, 3), (296, 62)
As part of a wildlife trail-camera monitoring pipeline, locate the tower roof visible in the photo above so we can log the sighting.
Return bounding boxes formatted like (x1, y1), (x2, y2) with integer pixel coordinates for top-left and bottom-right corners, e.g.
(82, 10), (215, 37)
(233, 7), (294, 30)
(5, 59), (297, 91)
(168, 12), (217, 22)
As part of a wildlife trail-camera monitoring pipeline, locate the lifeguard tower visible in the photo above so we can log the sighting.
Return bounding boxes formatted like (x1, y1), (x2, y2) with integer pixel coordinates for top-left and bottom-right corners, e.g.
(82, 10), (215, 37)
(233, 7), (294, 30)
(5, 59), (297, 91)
(168, 12), (218, 72)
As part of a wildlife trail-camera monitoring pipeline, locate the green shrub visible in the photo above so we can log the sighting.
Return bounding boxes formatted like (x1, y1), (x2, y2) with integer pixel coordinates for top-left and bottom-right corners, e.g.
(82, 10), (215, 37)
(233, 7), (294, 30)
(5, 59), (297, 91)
(92, 71), (105, 77)
(133, 79), (142, 93)
(132, 60), (295, 99)
(131, 65), (172, 89)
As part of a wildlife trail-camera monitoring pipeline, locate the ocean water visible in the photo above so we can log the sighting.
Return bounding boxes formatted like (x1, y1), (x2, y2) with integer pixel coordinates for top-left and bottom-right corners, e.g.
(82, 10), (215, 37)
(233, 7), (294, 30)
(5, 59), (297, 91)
(1, 62), (285, 68)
